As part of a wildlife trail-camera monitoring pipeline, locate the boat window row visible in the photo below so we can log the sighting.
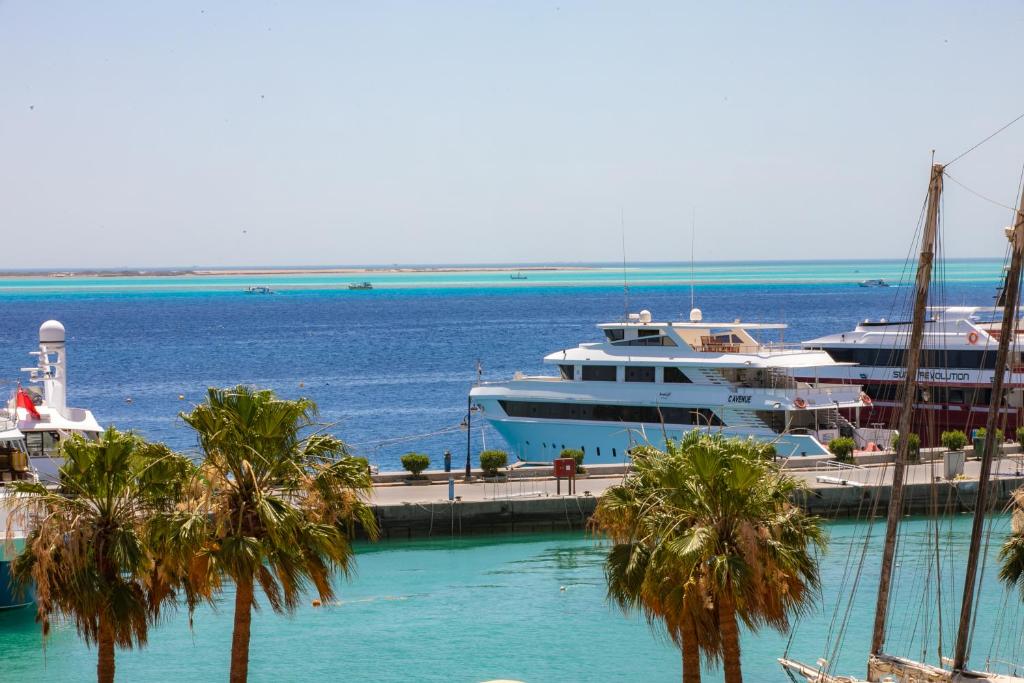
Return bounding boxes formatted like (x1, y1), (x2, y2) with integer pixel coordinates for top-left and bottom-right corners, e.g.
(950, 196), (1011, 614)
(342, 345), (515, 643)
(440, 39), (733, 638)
(498, 400), (723, 426)
(562, 364), (694, 383)
(862, 383), (993, 406)
(823, 346), (1005, 370)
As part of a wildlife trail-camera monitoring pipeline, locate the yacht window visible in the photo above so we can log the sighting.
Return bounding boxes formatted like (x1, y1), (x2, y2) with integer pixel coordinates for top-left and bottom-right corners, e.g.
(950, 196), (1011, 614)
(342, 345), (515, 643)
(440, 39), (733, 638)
(604, 329), (625, 342)
(663, 366), (692, 383)
(582, 365), (617, 381)
(23, 431), (59, 457)
(625, 366), (655, 383)
(630, 329), (676, 347)
(558, 364), (575, 380)
(498, 400), (723, 426)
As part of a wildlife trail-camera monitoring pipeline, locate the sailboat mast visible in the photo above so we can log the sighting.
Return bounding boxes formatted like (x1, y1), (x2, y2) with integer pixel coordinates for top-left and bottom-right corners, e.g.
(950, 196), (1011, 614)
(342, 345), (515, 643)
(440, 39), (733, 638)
(952, 185), (1024, 672)
(870, 162), (944, 657)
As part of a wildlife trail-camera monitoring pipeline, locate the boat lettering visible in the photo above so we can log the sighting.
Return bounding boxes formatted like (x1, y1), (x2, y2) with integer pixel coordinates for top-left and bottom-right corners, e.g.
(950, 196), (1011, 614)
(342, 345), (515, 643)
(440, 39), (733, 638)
(727, 395), (752, 403)
(892, 369), (971, 382)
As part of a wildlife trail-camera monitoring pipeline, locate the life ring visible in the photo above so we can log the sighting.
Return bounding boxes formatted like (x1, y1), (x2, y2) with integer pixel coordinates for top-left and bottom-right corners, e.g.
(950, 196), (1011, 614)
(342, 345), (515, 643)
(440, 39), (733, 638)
(794, 397), (808, 409)
(860, 392), (873, 406)
(968, 331), (980, 345)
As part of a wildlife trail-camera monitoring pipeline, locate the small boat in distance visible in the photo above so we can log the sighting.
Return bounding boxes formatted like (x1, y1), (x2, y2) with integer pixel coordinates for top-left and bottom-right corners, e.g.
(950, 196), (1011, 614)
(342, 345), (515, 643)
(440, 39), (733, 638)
(510, 272), (528, 280)
(348, 282), (373, 290)
(245, 285), (274, 294)
(858, 278), (889, 287)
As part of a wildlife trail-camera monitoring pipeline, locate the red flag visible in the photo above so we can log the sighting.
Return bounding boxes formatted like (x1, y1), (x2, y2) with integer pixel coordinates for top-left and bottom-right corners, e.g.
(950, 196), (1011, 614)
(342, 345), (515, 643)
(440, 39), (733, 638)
(16, 387), (40, 420)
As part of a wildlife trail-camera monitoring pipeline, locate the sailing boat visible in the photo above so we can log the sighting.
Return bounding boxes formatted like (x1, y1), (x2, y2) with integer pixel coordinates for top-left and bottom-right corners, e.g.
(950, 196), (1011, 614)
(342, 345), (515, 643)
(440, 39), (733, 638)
(780, 162), (1024, 682)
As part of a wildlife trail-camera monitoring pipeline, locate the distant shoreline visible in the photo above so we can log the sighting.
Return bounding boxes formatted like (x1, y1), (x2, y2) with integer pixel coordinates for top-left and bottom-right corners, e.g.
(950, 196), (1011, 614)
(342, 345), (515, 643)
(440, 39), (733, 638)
(0, 265), (590, 280)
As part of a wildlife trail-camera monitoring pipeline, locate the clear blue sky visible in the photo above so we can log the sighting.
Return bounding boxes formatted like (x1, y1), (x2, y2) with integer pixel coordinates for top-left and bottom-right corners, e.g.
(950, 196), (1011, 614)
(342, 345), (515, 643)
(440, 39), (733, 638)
(2, 1), (1023, 268)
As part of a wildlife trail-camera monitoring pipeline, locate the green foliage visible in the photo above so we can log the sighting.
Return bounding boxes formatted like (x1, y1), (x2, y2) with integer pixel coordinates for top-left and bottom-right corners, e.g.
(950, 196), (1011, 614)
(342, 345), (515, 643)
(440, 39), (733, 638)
(592, 433), (824, 680)
(1016, 426), (1024, 446)
(479, 449), (508, 476)
(941, 430), (969, 452)
(172, 386), (379, 680)
(9, 428), (194, 667)
(827, 437), (856, 461)
(560, 448), (585, 473)
(975, 427), (1005, 443)
(400, 452), (430, 478)
(891, 432), (921, 456)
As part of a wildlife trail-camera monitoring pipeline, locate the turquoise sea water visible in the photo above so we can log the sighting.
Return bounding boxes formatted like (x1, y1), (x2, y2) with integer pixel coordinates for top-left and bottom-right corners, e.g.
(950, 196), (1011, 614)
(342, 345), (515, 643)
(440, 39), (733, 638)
(0, 259), (1005, 295)
(2, 515), (1022, 683)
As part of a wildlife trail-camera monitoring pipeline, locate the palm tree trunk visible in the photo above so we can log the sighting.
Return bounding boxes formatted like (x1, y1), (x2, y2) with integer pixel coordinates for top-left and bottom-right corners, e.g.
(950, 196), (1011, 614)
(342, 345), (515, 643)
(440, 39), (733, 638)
(680, 614), (702, 683)
(230, 576), (255, 683)
(97, 615), (115, 683)
(718, 592), (743, 683)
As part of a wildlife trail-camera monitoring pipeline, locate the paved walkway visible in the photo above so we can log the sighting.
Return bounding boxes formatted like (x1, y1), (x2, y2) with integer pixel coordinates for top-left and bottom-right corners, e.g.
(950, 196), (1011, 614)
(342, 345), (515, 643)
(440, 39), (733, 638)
(369, 455), (1024, 506)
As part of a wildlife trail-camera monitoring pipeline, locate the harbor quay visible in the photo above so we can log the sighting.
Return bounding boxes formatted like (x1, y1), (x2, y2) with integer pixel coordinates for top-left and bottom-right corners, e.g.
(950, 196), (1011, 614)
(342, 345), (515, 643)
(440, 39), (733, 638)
(365, 448), (1024, 539)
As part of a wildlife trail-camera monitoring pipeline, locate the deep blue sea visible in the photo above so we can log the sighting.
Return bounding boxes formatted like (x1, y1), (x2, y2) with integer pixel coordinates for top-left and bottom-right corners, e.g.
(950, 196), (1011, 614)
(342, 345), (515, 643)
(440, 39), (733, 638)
(0, 262), (1003, 470)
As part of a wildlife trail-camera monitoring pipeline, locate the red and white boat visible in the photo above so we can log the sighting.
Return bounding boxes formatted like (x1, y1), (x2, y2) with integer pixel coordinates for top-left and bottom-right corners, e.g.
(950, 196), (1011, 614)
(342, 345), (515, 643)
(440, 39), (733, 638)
(799, 306), (1023, 444)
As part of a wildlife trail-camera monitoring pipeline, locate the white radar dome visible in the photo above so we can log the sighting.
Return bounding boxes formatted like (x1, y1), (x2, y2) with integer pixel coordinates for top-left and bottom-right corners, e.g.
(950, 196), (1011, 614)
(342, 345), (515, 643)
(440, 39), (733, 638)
(689, 307), (703, 322)
(639, 310), (652, 323)
(39, 320), (66, 343)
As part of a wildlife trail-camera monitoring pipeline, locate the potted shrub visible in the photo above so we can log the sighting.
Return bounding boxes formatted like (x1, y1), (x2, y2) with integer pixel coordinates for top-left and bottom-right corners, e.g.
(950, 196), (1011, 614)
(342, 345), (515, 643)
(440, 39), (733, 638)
(400, 452), (431, 485)
(973, 427), (1004, 459)
(890, 432), (921, 462)
(941, 430), (968, 479)
(479, 449), (508, 479)
(559, 448), (586, 475)
(828, 437), (855, 463)
(1017, 426), (1024, 446)
(941, 430), (968, 452)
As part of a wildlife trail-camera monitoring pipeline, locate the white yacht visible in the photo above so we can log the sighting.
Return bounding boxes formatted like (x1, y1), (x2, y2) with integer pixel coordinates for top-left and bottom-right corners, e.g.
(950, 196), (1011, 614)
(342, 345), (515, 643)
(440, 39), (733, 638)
(470, 309), (870, 464)
(2, 320), (102, 482)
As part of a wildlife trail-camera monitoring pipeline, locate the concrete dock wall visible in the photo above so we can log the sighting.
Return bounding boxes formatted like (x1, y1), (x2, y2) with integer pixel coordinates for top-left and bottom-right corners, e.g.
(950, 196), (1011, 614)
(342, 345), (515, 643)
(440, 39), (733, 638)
(366, 473), (1024, 540)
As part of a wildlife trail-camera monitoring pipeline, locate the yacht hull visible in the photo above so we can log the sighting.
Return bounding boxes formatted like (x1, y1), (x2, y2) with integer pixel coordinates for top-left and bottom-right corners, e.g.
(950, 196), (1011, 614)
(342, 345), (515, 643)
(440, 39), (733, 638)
(481, 415), (831, 464)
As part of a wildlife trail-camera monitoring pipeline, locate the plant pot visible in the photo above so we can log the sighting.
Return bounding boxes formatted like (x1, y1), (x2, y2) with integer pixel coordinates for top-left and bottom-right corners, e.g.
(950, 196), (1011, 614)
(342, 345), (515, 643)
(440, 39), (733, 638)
(973, 438), (985, 459)
(944, 450), (966, 480)
(403, 477), (431, 486)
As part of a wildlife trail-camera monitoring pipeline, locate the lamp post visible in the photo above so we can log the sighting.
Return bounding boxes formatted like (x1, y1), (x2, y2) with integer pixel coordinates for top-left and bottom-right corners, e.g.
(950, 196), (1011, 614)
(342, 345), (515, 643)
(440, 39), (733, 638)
(464, 395), (473, 481)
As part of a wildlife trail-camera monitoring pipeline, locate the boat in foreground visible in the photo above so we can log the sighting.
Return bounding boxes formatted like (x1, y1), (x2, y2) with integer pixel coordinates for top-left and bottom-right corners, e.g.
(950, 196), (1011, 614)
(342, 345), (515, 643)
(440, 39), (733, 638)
(471, 308), (872, 464)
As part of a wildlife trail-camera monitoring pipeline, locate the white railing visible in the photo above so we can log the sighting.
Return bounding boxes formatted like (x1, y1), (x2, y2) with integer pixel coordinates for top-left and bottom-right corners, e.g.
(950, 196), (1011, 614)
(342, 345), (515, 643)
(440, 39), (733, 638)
(0, 410), (17, 432)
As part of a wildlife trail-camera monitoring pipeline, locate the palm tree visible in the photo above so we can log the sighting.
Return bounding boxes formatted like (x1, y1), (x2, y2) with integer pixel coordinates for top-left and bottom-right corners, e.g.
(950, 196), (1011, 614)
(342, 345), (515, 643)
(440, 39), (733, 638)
(998, 489), (1024, 595)
(7, 428), (194, 683)
(168, 386), (378, 683)
(592, 432), (826, 683)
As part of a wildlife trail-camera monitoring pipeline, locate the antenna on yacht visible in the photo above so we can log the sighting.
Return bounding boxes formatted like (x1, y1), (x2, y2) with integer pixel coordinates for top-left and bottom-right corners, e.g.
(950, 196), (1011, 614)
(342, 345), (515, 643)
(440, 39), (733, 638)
(690, 207), (696, 311)
(687, 208), (703, 323)
(621, 209), (630, 318)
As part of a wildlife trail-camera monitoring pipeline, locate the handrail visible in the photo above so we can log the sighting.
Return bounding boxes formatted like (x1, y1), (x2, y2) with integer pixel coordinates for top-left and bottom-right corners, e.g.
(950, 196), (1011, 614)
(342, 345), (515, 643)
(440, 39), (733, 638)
(0, 410), (18, 432)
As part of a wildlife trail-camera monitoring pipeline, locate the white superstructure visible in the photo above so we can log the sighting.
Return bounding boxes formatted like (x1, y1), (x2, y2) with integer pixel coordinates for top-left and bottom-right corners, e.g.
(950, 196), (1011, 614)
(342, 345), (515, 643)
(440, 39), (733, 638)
(470, 309), (869, 464)
(2, 320), (102, 482)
